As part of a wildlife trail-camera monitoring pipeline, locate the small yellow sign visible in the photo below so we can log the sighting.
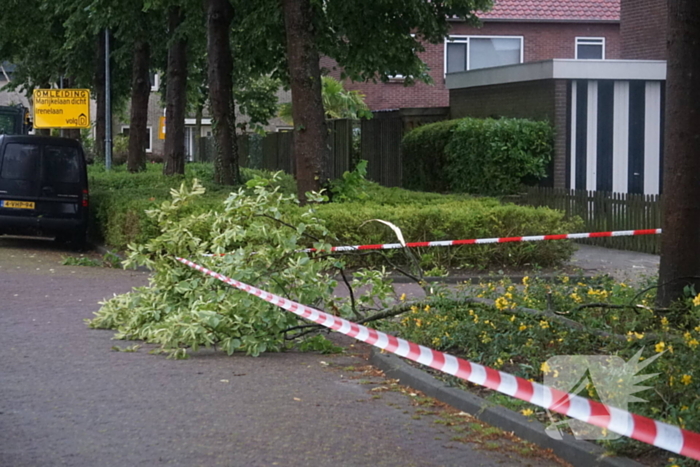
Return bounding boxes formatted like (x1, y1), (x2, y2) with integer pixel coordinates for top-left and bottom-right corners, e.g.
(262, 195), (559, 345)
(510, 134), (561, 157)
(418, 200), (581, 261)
(158, 116), (166, 140)
(33, 89), (91, 129)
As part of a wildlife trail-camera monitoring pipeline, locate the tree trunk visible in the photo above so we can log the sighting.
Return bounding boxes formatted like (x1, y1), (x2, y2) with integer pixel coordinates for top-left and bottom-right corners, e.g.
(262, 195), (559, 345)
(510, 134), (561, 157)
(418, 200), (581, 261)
(163, 7), (188, 176)
(94, 32), (106, 162)
(657, 0), (700, 306)
(127, 40), (151, 173)
(282, 0), (329, 204)
(205, 0), (239, 185)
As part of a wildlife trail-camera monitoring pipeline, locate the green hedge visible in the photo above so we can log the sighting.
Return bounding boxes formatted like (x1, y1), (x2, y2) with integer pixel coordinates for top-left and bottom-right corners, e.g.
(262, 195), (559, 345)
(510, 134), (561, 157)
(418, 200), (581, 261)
(312, 200), (579, 269)
(401, 117), (553, 195)
(401, 119), (460, 192)
(88, 164), (579, 269)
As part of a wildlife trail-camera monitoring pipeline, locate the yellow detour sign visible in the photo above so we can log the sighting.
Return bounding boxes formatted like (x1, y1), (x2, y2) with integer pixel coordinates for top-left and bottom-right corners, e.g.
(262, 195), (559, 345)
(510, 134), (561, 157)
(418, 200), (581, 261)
(33, 89), (91, 129)
(158, 116), (166, 139)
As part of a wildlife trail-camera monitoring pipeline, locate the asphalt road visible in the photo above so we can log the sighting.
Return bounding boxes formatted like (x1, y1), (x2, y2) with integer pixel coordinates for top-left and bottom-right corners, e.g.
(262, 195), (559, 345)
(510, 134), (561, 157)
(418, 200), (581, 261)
(0, 237), (566, 467)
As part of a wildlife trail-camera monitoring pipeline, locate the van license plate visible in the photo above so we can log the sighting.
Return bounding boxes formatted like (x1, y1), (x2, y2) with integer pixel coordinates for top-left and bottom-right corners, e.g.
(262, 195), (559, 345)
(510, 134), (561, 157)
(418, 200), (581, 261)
(1, 200), (35, 209)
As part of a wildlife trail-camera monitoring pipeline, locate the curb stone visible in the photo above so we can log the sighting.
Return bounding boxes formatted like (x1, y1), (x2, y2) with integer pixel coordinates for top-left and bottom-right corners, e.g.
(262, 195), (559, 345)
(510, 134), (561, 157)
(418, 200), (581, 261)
(368, 349), (645, 467)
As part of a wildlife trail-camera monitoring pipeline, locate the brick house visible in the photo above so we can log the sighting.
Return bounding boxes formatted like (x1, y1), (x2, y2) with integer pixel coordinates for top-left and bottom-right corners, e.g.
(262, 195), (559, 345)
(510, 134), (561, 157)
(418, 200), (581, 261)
(446, 0), (669, 194)
(324, 0), (621, 111)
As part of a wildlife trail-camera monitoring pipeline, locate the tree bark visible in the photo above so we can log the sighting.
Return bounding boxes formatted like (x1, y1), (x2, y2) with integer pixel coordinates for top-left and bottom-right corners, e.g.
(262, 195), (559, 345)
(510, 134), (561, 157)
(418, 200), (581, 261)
(282, 0), (329, 204)
(657, 0), (700, 306)
(205, 0), (239, 185)
(127, 40), (151, 173)
(163, 7), (188, 176)
(94, 32), (106, 162)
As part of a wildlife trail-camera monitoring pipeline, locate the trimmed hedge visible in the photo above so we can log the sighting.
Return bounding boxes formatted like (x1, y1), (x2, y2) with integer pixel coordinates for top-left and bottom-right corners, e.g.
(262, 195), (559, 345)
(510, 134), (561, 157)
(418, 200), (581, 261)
(401, 119), (460, 192)
(401, 117), (553, 195)
(88, 164), (579, 269)
(312, 200), (579, 269)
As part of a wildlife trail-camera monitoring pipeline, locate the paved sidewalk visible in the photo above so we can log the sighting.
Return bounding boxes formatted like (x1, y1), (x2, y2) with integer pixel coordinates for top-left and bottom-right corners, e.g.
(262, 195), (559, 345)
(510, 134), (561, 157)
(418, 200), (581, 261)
(569, 244), (659, 283)
(0, 238), (566, 467)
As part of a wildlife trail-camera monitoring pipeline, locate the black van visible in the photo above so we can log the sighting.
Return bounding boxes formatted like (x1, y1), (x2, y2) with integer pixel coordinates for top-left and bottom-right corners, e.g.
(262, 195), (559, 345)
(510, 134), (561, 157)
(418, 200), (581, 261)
(0, 135), (88, 249)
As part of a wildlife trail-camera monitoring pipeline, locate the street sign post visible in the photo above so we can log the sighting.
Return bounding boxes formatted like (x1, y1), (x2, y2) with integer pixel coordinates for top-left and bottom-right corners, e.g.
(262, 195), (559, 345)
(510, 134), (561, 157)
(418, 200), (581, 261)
(33, 89), (91, 129)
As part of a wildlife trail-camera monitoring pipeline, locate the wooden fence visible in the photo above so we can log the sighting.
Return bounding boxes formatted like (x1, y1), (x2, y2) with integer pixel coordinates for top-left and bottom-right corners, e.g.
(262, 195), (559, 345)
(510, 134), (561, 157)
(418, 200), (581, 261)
(198, 119), (356, 180)
(519, 187), (662, 254)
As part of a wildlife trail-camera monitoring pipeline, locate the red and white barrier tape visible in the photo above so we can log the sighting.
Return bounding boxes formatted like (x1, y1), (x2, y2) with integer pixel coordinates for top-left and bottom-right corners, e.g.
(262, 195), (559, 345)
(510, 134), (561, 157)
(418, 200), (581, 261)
(297, 228), (662, 253)
(202, 228), (662, 257)
(176, 255), (699, 460)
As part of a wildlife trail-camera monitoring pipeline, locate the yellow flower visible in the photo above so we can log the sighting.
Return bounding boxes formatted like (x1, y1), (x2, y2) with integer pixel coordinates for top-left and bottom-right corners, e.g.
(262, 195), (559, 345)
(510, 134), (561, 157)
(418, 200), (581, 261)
(495, 358), (504, 368)
(681, 405), (689, 412)
(561, 276), (569, 284)
(495, 297), (509, 311)
(410, 306), (418, 313)
(570, 293), (583, 303)
(399, 293), (406, 302)
(681, 374), (693, 385)
(424, 305), (431, 312)
(688, 339), (700, 349)
(693, 293), (700, 307)
(541, 361), (552, 374)
(510, 315), (516, 322)
(519, 324), (528, 332)
(539, 320), (550, 329)
(660, 317), (669, 327)
(521, 408), (534, 416)
(655, 342), (665, 353)
(415, 319), (422, 328)
(522, 276), (530, 286)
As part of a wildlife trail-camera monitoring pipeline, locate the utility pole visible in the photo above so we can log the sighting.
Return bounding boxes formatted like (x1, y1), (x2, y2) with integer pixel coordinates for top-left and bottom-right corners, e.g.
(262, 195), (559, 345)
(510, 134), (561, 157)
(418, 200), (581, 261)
(105, 28), (112, 170)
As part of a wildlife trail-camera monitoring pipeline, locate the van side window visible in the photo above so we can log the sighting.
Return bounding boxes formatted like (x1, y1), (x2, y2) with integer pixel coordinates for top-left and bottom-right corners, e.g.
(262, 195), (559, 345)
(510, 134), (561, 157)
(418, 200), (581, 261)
(44, 146), (81, 183)
(1, 143), (39, 180)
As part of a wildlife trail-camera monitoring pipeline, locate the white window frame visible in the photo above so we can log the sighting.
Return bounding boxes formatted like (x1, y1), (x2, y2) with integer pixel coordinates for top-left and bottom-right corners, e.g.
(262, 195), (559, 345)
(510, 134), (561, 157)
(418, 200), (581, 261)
(575, 37), (606, 60)
(444, 35), (524, 75)
(121, 125), (153, 153)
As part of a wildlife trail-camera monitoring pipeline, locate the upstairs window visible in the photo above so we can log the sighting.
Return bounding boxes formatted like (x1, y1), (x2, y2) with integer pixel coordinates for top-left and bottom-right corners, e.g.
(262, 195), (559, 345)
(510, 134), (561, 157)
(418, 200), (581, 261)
(576, 37), (605, 60)
(446, 36), (523, 73)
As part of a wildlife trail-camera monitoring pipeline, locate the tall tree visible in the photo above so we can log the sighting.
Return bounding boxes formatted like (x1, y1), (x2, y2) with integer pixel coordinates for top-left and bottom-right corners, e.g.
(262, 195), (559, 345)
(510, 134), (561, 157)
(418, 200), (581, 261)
(127, 39), (151, 172)
(282, 0), (328, 203)
(657, 0), (700, 306)
(205, 0), (239, 185)
(163, 6), (188, 175)
(278, 0), (491, 201)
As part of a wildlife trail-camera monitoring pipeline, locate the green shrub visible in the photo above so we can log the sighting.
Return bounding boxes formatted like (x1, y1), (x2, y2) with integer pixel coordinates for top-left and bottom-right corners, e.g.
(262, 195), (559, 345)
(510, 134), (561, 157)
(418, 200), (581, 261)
(385, 276), (700, 458)
(401, 117), (553, 196)
(88, 164), (578, 269)
(313, 200), (579, 269)
(401, 119), (460, 192)
(88, 163), (296, 246)
(446, 118), (553, 195)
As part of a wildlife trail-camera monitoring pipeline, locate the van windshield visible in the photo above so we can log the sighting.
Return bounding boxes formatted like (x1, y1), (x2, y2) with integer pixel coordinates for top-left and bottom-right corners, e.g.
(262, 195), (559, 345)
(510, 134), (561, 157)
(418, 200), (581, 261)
(44, 146), (81, 184)
(1, 143), (39, 180)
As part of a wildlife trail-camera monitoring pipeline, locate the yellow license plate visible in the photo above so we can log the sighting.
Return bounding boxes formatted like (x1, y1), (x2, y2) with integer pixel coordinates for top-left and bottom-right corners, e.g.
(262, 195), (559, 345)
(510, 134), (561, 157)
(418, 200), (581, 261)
(2, 200), (35, 209)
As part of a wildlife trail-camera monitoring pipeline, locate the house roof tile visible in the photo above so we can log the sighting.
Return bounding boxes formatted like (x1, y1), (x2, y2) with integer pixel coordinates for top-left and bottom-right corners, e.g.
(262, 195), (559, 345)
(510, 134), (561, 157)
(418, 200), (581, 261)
(478, 0), (620, 22)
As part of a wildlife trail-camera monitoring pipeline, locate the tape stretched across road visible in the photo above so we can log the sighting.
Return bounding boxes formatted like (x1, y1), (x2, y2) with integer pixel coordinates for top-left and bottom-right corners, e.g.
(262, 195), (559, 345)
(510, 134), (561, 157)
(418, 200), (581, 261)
(176, 255), (699, 461)
(296, 228), (663, 254)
